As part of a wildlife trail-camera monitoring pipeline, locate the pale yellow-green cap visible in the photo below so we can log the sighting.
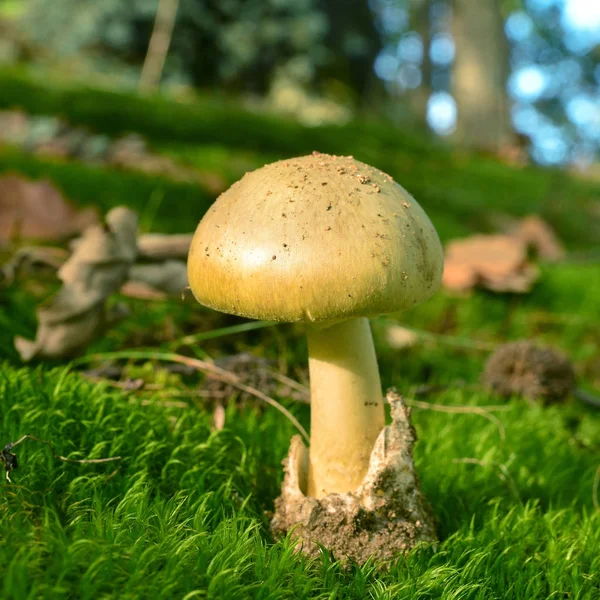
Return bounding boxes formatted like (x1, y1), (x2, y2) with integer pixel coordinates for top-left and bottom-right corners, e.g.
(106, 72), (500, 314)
(187, 152), (443, 323)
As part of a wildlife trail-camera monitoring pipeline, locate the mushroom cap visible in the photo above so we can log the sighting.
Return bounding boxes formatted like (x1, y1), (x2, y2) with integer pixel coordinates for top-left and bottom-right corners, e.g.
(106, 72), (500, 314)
(188, 152), (443, 323)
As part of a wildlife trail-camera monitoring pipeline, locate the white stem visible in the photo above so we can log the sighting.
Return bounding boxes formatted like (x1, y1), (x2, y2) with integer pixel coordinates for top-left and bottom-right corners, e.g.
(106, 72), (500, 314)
(306, 317), (385, 498)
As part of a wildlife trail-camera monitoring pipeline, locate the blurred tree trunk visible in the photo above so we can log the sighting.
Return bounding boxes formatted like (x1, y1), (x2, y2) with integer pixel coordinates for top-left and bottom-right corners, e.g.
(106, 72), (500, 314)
(139, 0), (179, 93)
(409, 0), (432, 128)
(452, 0), (513, 148)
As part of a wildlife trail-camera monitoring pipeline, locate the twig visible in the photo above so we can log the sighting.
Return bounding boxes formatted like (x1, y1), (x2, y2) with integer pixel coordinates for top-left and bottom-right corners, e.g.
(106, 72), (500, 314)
(137, 233), (193, 260)
(75, 351), (310, 444)
(405, 398), (508, 441)
(1, 435), (122, 483)
(129, 398), (190, 409)
(266, 370), (311, 403)
(574, 389), (600, 409)
(453, 457), (521, 501)
(384, 320), (498, 352)
(82, 374), (145, 391)
(152, 388), (228, 399)
(171, 320), (277, 349)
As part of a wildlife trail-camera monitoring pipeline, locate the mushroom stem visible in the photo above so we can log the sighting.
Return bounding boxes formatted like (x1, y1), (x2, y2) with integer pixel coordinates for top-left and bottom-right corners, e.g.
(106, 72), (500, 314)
(306, 317), (385, 498)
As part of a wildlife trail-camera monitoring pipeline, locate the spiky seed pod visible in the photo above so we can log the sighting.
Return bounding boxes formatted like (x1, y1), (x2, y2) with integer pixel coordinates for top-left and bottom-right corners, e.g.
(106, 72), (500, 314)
(483, 340), (576, 403)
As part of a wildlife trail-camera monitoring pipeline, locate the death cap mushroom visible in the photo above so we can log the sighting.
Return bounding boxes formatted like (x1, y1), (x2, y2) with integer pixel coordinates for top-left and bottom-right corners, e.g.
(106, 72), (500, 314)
(188, 152), (443, 323)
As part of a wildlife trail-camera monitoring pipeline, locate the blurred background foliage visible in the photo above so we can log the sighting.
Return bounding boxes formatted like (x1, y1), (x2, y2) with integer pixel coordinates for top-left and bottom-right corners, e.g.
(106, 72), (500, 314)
(2, 0), (600, 169)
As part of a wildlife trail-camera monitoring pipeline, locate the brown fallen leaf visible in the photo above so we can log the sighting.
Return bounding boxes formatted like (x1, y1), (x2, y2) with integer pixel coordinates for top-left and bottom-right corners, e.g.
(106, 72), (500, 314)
(15, 207), (138, 361)
(2, 237), (189, 299)
(443, 234), (539, 293)
(129, 260), (188, 296)
(509, 215), (565, 262)
(120, 280), (167, 301)
(0, 175), (98, 246)
(137, 233), (193, 260)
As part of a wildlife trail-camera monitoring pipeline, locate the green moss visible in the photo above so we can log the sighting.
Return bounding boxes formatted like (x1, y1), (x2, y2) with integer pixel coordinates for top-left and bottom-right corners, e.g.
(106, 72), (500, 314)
(0, 67), (599, 596)
(1, 67), (599, 247)
(0, 359), (598, 599)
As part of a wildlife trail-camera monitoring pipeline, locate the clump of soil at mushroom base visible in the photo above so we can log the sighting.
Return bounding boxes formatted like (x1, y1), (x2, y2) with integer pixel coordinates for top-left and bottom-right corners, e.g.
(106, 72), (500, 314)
(271, 391), (436, 563)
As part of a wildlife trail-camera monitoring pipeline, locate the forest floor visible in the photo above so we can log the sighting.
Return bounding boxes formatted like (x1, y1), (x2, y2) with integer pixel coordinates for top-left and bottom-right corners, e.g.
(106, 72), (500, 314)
(0, 68), (599, 599)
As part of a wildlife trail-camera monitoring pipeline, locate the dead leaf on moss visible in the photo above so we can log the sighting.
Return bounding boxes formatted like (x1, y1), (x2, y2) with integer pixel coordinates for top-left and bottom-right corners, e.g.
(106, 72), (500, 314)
(120, 280), (168, 301)
(0, 175), (98, 246)
(129, 260), (188, 296)
(137, 233), (193, 260)
(508, 215), (565, 262)
(443, 234), (539, 293)
(14, 207), (138, 361)
(2, 235), (189, 299)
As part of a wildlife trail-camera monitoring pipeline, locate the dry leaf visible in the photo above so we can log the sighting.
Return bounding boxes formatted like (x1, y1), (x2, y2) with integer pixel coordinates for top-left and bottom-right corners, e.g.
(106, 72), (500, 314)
(509, 215), (565, 262)
(0, 175), (98, 246)
(120, 280), (167, 301)
(443, 234), (539, 293)
(2, 234), (190, 299)
(15, 207), (138, 360)
(129, 261), (188, 296)
(137, 233), (193, 260)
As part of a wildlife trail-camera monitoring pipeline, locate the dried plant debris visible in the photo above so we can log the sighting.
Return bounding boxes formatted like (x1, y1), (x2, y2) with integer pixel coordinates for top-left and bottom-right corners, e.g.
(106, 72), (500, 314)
(443, 216), (565, 294)
(1, 241), (189, 299)
(14, 207), (138, 361)
(443, 234), (539, 293)
(508, 215), (565, 262)
(0, 174), (98, 247)
(137, 233), (193, 260)
(0, 246), (68, 285)
(129, 260), (189, 297)
(483, 340), (576, 404)
(271, 390), (436, 564)
(201, 353), (308, 405)
(1, 435), (121, 483)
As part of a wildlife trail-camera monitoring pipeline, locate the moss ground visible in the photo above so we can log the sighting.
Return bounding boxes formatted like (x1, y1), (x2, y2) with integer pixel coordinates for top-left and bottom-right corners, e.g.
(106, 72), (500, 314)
(0, 68), (599, 599)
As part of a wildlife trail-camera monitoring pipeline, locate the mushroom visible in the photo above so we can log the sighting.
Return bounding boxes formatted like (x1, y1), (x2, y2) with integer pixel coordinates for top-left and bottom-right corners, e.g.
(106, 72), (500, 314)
(187, 152), (443, 500)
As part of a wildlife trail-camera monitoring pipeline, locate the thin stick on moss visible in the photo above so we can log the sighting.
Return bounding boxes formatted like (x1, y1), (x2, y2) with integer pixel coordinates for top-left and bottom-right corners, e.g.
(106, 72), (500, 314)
(1, 435), (122, 483)
(75, 350), (309, 443)
(406, 398), (508, 441)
